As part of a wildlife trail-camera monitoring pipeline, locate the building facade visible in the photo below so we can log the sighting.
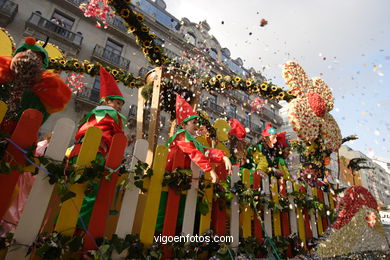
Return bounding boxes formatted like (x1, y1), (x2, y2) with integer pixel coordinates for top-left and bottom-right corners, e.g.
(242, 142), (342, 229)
(1, 0), (282, 152)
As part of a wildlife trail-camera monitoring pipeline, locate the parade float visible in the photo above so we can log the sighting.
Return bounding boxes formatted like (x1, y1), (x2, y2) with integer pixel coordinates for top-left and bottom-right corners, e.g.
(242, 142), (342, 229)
(0, 0), (389, 259)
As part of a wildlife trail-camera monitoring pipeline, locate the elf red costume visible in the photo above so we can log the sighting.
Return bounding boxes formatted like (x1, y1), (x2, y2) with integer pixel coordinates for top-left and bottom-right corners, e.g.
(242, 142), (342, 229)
(165, 95), (226, 173)
(156, 95), (230, 233)
(68, 66), (126, 227)
(69, 66), (125, 161)
(0, 37), (71, 134)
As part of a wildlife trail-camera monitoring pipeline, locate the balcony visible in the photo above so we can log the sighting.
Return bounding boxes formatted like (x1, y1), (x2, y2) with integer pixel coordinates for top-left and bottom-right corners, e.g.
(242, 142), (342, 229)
(0, 0), (18, 26)
(25, 12), (83, 49)
(250, 122), (262, 133)
(209, 101), (224, 114)
(260, 108), (283, 126)
(75, 86), (99, 111)
(91, 44), (130, 71)
(236, 115), (249, 127)
(106, 15), (128, 33)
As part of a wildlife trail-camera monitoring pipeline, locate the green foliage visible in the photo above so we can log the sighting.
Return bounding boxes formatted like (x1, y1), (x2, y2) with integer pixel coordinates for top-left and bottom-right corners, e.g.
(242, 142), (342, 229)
(28, 231), (83, 260)
(162, 167), (192, 192)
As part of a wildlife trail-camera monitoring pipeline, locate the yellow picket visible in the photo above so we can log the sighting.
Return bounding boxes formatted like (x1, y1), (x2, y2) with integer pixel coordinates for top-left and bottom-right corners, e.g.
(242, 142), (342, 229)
(313, 188), (323, 236)
(242, 168), (251, 238)
(54, 127), (102, 236)
(271, 176), (282, 237)
(199, 171), (213, 235)
(0, 101), (6, 125)
(140, 145), (168, 246)
(329, 192), (335, 209)
(294, 182), (306, 245)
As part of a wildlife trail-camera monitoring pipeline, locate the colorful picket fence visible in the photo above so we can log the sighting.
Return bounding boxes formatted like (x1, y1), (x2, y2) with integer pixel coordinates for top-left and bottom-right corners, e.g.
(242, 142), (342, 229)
(0, 102), (336, 259)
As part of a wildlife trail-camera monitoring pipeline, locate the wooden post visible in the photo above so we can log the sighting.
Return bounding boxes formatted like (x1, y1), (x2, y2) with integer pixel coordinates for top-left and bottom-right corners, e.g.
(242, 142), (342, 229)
(262, 176), (272, 238)
(6, 118), (75, 260)
(0, 109), (43, 218)
(145, 67), (163, 165)
(182, 162), (201, 235)
(0, 100), (6, 124)
(54, 127), (102, 236)
(230, 166), (240, 252)
(139, 145), (168, 246)
(271, 176), (282, 237)
(136, 87), (145, 140)
(242, 168), (252, 238)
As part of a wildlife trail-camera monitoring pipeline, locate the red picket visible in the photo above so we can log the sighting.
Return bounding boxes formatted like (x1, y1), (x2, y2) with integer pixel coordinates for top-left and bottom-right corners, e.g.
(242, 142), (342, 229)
(84, 133), (128, 250)
(0, 109), (42, 218)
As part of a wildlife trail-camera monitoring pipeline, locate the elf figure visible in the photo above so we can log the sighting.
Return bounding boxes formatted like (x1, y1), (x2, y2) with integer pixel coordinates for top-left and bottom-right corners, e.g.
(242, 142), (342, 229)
(156, 95), (231, 233)
(68, 66), (126, 227)
(0, 37), (71, 134)
(227, 118), (249, 167)
(166, 94), (232, 182)
(249, 122), (291, 180)
(68, 66), (126, 164)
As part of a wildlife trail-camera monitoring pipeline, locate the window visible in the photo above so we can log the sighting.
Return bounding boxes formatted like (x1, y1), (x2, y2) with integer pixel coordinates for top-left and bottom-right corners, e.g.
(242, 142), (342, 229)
(229, 104), (236, 118)
(91, 77), (100, 102)
(51, 11), (74, 30)
(245, 112), (251, 126)
(103, 39), (123, 64)
(184, 32), (196, 45)
(209, 94), (217, 104)
(209, 48), (218, 60)
(133, 0), (179, 31)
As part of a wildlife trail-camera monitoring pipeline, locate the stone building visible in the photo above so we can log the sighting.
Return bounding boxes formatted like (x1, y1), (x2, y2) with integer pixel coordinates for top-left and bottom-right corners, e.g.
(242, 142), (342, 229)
(0, 0), (283, 152)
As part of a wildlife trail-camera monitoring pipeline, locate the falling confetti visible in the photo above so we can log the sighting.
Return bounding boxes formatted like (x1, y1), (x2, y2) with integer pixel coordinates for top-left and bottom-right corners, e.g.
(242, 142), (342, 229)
(260, 18), (268, 27)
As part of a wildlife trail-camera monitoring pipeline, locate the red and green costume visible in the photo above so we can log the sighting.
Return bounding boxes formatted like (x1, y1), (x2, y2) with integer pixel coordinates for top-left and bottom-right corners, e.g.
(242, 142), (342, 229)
(68, 66), (125, 227)
(156, 95), (226, 232)
(0, 37), (71, 134)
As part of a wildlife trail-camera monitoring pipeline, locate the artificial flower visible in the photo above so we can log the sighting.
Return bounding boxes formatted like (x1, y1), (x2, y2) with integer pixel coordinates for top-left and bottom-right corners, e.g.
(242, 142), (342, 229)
(283, 61), (342, 152)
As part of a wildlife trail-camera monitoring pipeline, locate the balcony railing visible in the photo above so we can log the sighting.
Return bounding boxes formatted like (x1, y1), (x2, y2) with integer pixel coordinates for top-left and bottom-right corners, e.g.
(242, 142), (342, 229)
(92, 44), (130, 71)
(26, 12), (83, 47)
(106, 16), (128, 33)
(76, 87), (100, 104)
(0, 0), (18, 26)
(209, 101), (224, 114)
(250, 122), (262, 133)
(260, 108), (283, 125)
(65, 0), (87, 5)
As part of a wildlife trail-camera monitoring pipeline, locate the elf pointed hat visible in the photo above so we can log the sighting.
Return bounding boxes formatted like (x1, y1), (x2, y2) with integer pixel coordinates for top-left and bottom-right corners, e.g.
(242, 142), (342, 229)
(261, 122), (276, 138)
(13, 37), (49, 69)
(176, 94), (199, 125)
(228, 119), (246, 140)
(99, 66), (124, 103)
(276, 132), (289, 148)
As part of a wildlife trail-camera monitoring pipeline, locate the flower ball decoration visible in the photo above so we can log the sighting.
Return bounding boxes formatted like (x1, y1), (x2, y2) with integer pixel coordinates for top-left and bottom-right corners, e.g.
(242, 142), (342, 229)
(283, 61), (342, 152)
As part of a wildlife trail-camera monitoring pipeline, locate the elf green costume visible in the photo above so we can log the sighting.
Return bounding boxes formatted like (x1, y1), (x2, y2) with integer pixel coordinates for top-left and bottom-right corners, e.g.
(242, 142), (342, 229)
(247, 122), (291, 180)
(68, 66), (125, 227)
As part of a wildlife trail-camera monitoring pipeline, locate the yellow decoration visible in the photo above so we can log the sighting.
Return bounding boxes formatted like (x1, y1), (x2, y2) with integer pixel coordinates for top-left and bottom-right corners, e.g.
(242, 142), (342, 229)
(213, 119), (231, 142)
(215, 141), (230, 158)
(294, 183), (306, 246)
(0, 28), (15, 56)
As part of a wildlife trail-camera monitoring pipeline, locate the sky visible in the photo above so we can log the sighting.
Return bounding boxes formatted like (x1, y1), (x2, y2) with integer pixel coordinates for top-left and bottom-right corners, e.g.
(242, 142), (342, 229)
(163, 0), (390, 162)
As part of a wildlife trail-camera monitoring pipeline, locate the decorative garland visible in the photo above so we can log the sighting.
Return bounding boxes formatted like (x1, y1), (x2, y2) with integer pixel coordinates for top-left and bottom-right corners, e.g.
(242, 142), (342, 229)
(203, 77), (295, 102)
(107, 0), (170, 66)
(47, 57), (144, 88)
